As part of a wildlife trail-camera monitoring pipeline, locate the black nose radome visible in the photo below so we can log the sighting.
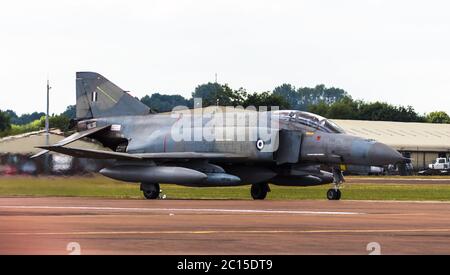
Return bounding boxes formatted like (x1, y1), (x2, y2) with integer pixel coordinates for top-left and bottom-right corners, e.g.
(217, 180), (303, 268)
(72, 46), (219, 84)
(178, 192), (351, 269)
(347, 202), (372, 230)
(368, 142), (404, 166)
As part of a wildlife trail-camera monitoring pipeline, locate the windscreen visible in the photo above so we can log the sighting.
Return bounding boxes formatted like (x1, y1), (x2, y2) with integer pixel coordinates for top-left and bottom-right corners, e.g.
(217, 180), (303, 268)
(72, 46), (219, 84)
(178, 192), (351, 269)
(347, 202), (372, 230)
(274, 110), (345, 133)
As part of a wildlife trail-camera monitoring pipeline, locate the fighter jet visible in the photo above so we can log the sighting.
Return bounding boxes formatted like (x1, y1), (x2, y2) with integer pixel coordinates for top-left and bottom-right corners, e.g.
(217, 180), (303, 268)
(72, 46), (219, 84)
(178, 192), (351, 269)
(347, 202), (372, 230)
(32, 72), (405, 200)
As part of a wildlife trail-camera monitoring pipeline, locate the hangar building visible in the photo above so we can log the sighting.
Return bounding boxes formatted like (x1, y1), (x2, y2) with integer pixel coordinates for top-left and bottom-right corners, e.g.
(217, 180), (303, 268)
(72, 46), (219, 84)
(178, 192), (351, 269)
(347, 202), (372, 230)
(0, 129), (108, 175)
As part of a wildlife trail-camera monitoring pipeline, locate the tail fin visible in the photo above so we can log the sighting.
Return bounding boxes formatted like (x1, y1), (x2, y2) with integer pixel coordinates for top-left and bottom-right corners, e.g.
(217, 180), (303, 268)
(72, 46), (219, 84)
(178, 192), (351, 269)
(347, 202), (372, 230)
(76, 72), (150, 119)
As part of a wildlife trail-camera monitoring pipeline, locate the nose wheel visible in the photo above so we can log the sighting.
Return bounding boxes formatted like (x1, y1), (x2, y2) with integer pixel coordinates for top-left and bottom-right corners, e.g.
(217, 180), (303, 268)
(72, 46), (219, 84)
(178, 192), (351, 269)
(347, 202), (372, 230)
(328, 167), (345, 200)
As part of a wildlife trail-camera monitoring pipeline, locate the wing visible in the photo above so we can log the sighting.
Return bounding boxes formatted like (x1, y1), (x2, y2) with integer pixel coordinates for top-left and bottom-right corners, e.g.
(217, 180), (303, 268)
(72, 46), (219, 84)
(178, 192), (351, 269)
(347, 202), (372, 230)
(37, 146), (247, 161)
(31, 125), (111, 159)
(137, 152), (247, 159)
(36, 146), (142, 160)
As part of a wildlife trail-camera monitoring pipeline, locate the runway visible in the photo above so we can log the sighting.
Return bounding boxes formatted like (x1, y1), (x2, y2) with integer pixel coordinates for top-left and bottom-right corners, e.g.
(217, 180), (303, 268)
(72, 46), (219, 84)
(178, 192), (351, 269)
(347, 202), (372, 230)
(1, 197), (450, 254)
(345, 177), (450, 184)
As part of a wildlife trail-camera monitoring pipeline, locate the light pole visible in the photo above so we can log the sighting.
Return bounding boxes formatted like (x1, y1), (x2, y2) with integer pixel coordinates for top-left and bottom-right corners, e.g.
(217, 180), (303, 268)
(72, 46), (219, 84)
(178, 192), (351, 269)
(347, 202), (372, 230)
(45, 79), (51, 145)
(44, 79), (51, 174)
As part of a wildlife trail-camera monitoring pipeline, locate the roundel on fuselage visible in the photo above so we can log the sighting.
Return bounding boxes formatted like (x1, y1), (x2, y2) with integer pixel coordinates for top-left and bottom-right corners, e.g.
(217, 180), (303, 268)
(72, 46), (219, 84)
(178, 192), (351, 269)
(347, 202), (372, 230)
(256, 139), (265, 151)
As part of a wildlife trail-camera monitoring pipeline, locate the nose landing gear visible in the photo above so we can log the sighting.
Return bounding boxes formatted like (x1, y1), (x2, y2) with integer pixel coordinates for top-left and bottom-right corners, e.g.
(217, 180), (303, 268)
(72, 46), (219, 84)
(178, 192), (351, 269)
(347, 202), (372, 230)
(327, 188), (341, 200)
(327, 167), (345, 200)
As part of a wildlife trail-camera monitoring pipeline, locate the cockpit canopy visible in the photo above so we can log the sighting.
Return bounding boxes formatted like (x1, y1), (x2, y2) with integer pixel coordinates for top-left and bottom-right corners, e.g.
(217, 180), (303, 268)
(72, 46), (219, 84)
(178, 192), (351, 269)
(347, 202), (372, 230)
(274, 110), (345, 134)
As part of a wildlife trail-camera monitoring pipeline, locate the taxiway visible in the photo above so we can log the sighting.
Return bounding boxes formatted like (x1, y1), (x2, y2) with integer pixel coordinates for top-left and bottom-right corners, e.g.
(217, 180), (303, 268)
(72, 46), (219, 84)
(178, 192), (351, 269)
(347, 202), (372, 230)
(1, 197), (450, 254)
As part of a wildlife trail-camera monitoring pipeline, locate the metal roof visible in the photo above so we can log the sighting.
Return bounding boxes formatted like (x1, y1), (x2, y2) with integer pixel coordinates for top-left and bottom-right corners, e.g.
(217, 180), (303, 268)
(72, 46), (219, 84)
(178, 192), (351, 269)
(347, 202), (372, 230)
(332, 119), (450, 152)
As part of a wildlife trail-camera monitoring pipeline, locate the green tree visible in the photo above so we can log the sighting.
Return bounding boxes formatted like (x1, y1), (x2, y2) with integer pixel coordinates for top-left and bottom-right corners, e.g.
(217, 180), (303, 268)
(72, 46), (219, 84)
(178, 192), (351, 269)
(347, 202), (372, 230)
(358, 101), (397, 121)
(0, 110), (11, 132)
(62, 105), (76, 119)
(192, 83), (242, 107)
(427, 111), (450, 123)
(229, 87), (248, 106)
(141, 93), (190, 113)
(273, 84), (298, 108)
(395, 105), (426, 122)
(5, 110), (18, 123)
(9, 111), (46, 125)
(243, 92), (290, 110)
(308, 97), (426, 122)
(326, 97), (359, 119)
(39, 114), (70, 132)
(273, 84), (348, 111)
(307, 101), (330, 117)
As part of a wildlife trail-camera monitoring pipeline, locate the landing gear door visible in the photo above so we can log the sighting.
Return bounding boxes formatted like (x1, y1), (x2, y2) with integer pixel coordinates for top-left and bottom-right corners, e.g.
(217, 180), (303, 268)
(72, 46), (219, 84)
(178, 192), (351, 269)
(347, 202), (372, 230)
(276, 130), (302, 165)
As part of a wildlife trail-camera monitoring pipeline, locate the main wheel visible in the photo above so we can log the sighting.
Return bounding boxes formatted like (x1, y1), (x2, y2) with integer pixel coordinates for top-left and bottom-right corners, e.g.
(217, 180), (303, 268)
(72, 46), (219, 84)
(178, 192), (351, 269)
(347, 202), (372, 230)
(327, 189), (341, 200)
(251, 183), (269, 200)
(141, 183), (160, 200)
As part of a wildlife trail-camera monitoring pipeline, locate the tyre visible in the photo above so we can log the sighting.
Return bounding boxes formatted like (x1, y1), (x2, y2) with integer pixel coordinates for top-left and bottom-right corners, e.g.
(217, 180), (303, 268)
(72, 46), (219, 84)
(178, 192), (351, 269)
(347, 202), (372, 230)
(327, 188), (341, 200)
(251, 183), (268, 200)
(141, 183), (160, 200)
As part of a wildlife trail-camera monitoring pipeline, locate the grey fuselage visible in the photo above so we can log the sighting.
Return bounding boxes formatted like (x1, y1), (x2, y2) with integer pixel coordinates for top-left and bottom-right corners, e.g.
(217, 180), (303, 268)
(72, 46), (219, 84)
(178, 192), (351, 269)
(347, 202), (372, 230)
(79, 109), (403, 169)
(64, 71), (405, 190)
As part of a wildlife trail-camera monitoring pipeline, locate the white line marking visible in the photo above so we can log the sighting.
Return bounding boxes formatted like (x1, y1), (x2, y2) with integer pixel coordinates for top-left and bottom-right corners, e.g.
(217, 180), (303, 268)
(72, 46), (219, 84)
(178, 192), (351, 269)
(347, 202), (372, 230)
(0, 205), (363, 215)
(351, 177), (450, 182)
(1, 228), (449, 236)
(346, 199), (450, 204)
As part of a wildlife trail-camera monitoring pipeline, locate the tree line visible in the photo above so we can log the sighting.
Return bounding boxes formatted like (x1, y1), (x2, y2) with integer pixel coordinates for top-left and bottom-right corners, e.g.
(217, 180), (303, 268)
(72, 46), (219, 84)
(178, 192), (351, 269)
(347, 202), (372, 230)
(307, 96), (450, 123)
(0, 106), (74, 137)
(1, 82), (449, 137)
(140, 82), (449, 124)
(141, 83), (350, 113)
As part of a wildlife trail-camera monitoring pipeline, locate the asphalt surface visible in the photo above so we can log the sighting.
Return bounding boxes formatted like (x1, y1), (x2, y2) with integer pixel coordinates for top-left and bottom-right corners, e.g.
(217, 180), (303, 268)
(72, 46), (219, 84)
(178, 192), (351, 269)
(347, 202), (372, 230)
(1, 197), (450, 254)
(345, 177), (450, 184)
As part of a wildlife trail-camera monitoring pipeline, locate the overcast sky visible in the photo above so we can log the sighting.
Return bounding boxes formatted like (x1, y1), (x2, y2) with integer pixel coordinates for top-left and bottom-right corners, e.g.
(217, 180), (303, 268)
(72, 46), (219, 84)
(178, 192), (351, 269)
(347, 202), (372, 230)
(1, 0), (449, 115)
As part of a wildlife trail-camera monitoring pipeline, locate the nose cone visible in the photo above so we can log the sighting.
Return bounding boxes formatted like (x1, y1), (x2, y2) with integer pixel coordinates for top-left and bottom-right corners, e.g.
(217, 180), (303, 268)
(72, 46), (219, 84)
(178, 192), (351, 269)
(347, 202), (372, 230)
(368, 142), (404, 165)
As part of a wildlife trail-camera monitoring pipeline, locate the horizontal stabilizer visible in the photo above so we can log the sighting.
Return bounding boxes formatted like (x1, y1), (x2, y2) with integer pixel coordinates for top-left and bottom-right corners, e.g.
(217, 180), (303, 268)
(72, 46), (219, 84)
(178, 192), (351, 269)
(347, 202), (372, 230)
(31, 125), (111, 159)
(30, 149), (50, 159)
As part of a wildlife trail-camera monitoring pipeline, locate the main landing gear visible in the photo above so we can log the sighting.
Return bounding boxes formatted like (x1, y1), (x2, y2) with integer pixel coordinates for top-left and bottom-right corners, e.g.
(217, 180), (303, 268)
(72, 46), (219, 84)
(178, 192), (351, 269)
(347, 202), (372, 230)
(327, 188), (341, 200)
(327, 168), (345, 200)
(251, 183), (270, 200)
(141, 183), (160, 200)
